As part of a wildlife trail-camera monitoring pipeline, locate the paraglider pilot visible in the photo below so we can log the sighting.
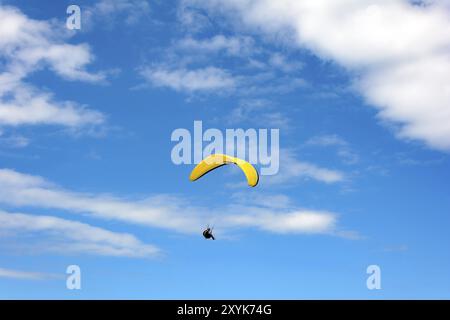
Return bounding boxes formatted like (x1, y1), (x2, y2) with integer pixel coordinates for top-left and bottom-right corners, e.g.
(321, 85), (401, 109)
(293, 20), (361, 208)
(203, 227), (215, 240)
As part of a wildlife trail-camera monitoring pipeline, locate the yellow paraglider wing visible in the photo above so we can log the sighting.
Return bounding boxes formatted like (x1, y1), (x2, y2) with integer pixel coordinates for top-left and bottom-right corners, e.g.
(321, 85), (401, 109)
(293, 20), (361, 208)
(189, 154), (259, 187)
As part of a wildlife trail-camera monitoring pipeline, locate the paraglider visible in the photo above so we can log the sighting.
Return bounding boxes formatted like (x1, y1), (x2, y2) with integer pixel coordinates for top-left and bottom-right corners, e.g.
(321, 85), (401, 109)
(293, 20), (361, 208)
(189, 154), (259, 187)
(202, 226), (215, 240)
(190, 154), (259, 240)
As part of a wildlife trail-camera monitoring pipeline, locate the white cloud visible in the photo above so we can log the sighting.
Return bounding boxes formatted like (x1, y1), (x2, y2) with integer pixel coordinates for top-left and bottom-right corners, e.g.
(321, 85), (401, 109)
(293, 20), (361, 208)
(140, 66), (236, 92)
(0, 210), (160, 258)
(177, 2), (214, 33)
(184, 0), (450, 151)
(0, 7), (104, 82)
(0, 82), (104, 127)
(0, 6), (105, 129)
(224, 207), (336, 234)
(240, 73), (307, 96)
(142, 22), (307, 97)
(140, 64), (306, 96)
(224, 193), (337, 234)
(268, 53), (304, 73)
(0, 267), (54, 280)
(266, 150), (346, 185)
(0, 168), (344, 236)
(177, 35), (255, 56)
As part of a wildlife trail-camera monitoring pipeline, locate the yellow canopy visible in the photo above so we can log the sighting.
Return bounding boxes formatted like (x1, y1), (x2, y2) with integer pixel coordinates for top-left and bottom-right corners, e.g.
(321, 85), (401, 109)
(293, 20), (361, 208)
(189, 154), (259, 187)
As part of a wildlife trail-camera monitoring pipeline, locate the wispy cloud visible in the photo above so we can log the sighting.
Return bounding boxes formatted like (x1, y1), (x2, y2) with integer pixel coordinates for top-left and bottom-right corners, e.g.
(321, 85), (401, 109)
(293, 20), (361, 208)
(265, 149), (346, 185)
(185, 0), (450, 151)
(177, 2), (216, 34)
(140, 66), (236, 93)
(306, 134), (359, 165)
(0, 132), (29, 148)
(306, 135), (348, 147)
(224, 207), (336, 234)
(177, 35), (255, 56)
(139, 23), (307, 97)
(0, 6), (105, 129)
(0, 210), (160, 258)
(0, 168), (349, 237)
(227, 99), (291, 129)
(268, 53), (304, 73)
(0, 267), (56, 280)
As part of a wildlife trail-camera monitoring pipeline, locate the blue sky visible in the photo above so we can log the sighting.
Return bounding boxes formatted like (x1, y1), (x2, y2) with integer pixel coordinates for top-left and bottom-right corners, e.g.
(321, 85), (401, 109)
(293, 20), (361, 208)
(0, 0), (450, 299)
